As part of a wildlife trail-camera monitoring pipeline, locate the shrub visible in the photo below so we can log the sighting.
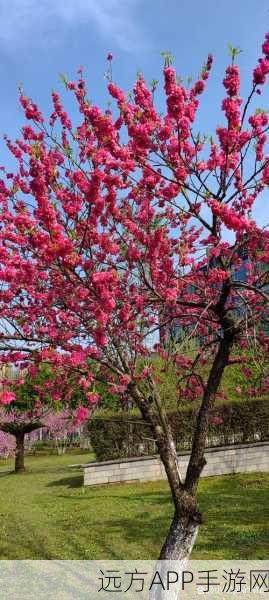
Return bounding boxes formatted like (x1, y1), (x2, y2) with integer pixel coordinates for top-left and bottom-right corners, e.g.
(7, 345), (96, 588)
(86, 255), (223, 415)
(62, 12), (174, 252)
(89, 399), (269, 461)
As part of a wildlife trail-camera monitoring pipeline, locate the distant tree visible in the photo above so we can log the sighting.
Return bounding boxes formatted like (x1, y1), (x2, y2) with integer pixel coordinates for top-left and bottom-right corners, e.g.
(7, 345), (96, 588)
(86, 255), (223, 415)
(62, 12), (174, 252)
(0, 429), (15, 459)
(0, 365), (86, 471)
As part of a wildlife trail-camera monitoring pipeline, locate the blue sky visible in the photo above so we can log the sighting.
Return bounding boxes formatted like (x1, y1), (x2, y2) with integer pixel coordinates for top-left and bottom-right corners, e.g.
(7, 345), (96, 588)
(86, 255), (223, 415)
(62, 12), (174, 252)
(0, 0), (268, 226)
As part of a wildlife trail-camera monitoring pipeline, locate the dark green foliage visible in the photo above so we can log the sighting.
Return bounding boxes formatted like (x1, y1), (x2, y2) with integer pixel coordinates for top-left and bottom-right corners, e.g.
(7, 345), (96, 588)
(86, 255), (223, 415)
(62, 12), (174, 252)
(5, 363), (87, 414)
(89, 399), (269, 461)
(12, 365), (50, 411)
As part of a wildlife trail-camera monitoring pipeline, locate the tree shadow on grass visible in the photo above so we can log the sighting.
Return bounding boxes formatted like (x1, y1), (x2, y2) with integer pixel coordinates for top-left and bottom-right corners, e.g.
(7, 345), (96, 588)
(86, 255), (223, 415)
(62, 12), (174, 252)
(0, 517), (56, 560)
(47, 474), (83, 488)
(54, 488), (172, 505)
(0, 470), (14, 477)
(67, 480), (269, 559)
(90, 498), (269, 560)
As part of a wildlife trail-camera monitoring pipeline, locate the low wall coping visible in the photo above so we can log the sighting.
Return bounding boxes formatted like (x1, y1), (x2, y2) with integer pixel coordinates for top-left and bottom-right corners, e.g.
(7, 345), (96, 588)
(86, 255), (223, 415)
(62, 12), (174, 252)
(71, 440), (269, 470)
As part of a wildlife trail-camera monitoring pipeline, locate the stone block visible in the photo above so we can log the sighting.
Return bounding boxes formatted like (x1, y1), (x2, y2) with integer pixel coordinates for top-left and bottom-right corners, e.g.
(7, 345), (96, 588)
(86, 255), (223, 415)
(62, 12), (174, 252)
(85, 477), (108, 486)
(82, 442), (269, 486)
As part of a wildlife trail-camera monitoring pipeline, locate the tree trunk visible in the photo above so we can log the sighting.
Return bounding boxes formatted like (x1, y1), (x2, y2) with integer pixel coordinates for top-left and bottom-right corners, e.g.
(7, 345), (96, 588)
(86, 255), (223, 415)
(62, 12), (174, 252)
(185, 324), (236, 495)
(159, 511), (199, 560)
(128, 322), (236, 564)
(149, 514), (199, 600)
(14, 432), (25, 473)
(128, 383), (202, 563)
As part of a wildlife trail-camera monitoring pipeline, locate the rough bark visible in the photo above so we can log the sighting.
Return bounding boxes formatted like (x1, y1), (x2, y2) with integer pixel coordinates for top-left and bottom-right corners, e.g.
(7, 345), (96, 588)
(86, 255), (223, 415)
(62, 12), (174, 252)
(128, 383), (202, 561)
(159, 510), (199, 560)
(14, 431), (25, 473)
(128, 314), (237, 563)
(149, 519), (199, 600)
(185, 319), (237, 495)
(129, 385), (183, 506)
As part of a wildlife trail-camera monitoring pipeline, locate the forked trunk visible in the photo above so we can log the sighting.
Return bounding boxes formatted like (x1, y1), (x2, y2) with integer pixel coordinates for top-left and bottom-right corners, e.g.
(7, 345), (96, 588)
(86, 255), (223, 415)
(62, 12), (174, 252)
(14, 431), (25, 473)
(129, 383), (201, 561)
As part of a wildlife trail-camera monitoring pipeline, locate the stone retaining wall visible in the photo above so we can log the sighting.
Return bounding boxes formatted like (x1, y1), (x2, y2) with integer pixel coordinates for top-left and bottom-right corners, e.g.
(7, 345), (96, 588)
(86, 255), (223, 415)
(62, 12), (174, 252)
(83, 441), (269, 486)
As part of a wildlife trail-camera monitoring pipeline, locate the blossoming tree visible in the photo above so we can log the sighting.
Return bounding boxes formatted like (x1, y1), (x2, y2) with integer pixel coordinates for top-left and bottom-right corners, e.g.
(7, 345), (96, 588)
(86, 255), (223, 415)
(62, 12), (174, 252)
(0, 367), (87, 472)
(0, 405), (79, 471)
(0, 35), (268, 558)
(0, 429), (15, 459)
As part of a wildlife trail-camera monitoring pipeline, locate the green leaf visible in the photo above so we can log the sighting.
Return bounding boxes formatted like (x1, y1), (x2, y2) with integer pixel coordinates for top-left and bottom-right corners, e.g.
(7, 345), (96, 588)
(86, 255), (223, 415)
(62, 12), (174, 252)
(255, 108), (268, 115)
(59, 73), (69, 88)
(64, 146), (73, 158)
(150, 79), (158, 92)
(227, 43), (243, 62)
(160, 51), (174, 67)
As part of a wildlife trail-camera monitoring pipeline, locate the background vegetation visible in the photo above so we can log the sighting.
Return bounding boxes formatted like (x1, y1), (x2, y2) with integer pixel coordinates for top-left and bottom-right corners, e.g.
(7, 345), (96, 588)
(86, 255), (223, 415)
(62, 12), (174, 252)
(89, 398), (269, 461)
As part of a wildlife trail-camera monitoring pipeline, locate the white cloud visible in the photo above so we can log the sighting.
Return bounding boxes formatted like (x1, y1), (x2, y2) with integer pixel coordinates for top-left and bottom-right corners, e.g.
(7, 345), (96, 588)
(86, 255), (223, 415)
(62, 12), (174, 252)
(0, 0), (145, 52)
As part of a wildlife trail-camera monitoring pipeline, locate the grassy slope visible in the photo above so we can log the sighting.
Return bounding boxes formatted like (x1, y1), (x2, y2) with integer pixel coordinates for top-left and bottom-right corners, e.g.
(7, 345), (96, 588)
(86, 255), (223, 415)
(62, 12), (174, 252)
(0, 453), (268, 560)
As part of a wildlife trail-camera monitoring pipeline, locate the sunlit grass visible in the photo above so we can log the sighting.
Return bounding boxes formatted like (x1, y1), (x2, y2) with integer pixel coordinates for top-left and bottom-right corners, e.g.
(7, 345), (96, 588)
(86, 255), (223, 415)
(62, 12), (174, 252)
(0, 453), (268, 559)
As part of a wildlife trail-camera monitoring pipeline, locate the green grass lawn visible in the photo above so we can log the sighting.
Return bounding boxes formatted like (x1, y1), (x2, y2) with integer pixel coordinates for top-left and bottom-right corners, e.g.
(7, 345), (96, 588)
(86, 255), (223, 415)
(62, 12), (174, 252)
(0, 453), (268, 560)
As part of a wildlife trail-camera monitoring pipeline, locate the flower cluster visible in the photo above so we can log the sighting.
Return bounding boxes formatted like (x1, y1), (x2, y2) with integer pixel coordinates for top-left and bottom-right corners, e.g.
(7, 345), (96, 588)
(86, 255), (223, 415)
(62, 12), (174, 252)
(0, 32), (267, 417)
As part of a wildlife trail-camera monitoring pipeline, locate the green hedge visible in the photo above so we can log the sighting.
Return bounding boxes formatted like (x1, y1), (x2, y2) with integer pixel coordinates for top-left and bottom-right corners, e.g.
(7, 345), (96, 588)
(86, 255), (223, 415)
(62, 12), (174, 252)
(88, 399), (269, 462)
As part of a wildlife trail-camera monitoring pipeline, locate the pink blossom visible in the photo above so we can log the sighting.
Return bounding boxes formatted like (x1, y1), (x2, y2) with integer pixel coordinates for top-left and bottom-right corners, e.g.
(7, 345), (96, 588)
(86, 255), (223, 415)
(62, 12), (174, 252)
(86, 392), (100, 404)
(74, 406), (89, 425)
(211, 416), (223, 426)
(223, 65), (240, 97)
(69, 350), (87, 367)
(139, 367), (151, 379)
(0, 391), (16, 405)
